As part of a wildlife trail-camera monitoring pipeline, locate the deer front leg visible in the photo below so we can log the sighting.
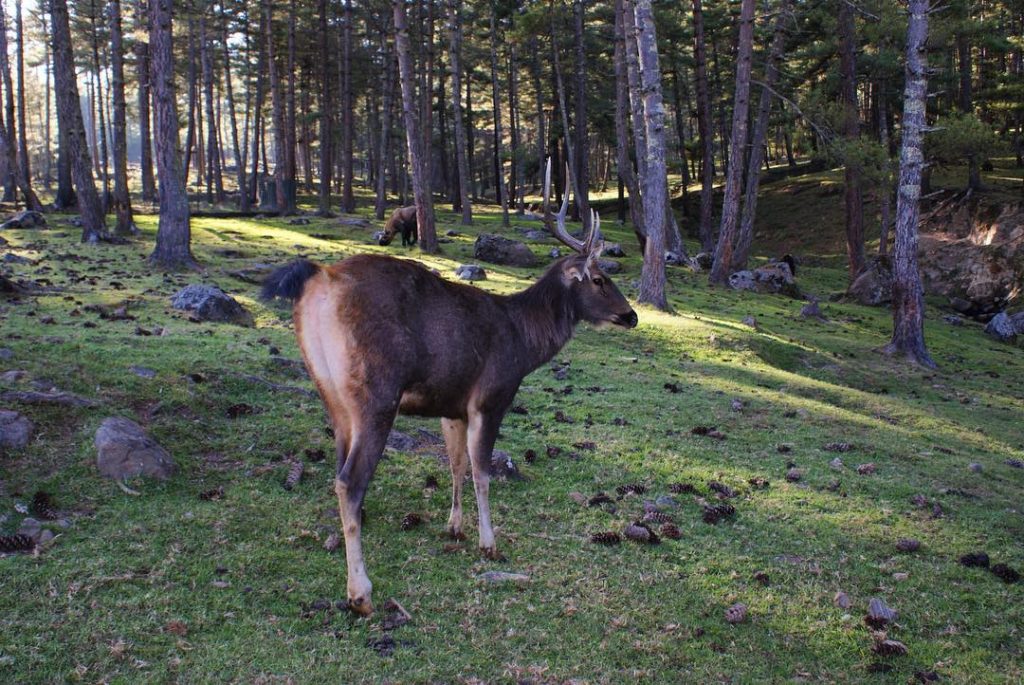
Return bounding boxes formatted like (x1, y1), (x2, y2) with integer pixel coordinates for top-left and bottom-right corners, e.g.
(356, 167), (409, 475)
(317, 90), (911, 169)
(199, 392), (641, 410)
(441, 418), (469, 540)
(466, 412), (502, 560)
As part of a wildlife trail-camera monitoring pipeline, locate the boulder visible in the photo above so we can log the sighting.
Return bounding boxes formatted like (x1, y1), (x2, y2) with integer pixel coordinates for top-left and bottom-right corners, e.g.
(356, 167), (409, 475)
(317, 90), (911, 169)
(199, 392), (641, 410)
(984, 311), (1024, 343)
(521, 229), (550, 242)
(548, 247), (562, 259)
(338, 216), (370, 228)
(604, 243), (625, 258)
(0, 409), (33, 451)
(665, 251), (686, 267)
(95, 417), (177, 481)
(490, 450), (524, 480)
(455, 264), (487, 281)
(597, 259), (622, 275)
(170, 284), (253, 326)
(0, 210), (47, 231)
(847, 257), (893, 306)
(729, 261), (800, 298)
(473, 234), (537, 267)
(694, 252), (714, 270)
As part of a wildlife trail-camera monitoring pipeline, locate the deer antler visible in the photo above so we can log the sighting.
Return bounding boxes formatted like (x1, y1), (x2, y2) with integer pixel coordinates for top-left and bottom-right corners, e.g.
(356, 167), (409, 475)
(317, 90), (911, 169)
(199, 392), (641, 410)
(543, 158), (594, 254)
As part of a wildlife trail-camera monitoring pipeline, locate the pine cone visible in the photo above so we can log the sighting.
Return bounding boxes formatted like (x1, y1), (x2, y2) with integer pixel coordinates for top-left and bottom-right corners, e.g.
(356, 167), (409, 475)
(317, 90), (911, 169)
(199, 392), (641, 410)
(747, 477), (770, 489)
(668, 482), (697, 494)
(587, 492), (613, 507)
(0, 534), (35, 553)
(31, 491), (59, 520)
(895, 538), (921, 552)
(198, 486), (225, 501)
(872, 638), (908, 656)
(690, 426), (712, 436)
(708, 481), (736, 498)
(283, 460), (304, 491)
(1005, 458), (1024, 469)
(641, 511), (674, 525)
(623, 523), (659, 544)
(400, 513), (422, 531)
(423, 475), (440, 490)
(959, 552), (990, 568)
(615, 483), (647, 497)
(724, 603), (747, 624)
(523, 449), (537, 464)
(785, 468), (803, 482)
(856, 463), (877, 475)
(323, 532), (341, 552)
(990, 563), (1020, 584)
(659, 523), (682, 540)
(753, 571), (770, 586)
(590, 531), (621, 545)
(824, 442), (854, 452)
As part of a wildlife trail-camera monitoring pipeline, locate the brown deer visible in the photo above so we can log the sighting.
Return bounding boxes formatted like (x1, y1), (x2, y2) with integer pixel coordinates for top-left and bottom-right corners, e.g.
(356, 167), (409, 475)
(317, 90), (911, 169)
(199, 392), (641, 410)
(261, 160), (637, 615)
(379, 205), (418, 247)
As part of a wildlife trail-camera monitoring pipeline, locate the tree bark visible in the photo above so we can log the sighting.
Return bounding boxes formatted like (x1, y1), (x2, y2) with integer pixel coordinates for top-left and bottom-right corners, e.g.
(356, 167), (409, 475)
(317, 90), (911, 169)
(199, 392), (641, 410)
(221, 5), (248, 211)
(839, 0), (865, 280)
(490, 8), (509, 227)
(108, 0), (136, 235)
(632, 0), (669, 310)
(692, 0), (714, 252)
(551, 10), (588, 232)
(573, 0), (590, 225)
(201, 17), (224, 205)
(709, 0), (756, 285)
(148, 0), (195, 268)
(265, 0), (293, 214)
(13, 0), (31, 200)
(447, 0), (472, 224)
(394, 0), (438, 252)
(882, 0), (935, 368)
(732, 0), (789, 271)
(88, 0), (110, 204)
(877, 77), (892, 256)
(613, 0), (644, 246)
(134, 7), (156, 203)
(374, 22), (395, 221)
(51, 0), (105, 240)
(317, 0), (332, 215)
(341, 0), (355, 212)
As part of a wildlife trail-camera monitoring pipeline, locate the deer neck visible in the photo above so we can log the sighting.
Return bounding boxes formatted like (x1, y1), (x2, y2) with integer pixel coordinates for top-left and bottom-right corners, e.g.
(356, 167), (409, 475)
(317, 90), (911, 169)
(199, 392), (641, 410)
(506, 270), (579, 371)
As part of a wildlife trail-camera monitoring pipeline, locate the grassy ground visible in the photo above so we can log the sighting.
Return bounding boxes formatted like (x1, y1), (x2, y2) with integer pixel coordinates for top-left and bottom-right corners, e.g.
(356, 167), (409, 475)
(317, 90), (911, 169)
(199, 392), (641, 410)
(1, 174), (1022, 683)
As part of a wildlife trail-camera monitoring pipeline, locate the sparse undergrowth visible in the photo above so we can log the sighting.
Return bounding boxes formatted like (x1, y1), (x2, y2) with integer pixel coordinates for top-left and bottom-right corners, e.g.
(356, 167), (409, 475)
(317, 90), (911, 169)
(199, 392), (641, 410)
(1, 185), (1022, 683)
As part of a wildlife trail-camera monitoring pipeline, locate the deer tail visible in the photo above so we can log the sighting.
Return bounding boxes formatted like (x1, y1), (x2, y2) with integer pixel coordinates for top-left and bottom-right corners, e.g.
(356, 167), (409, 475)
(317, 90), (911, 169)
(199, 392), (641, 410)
(260, 260), (321, 301)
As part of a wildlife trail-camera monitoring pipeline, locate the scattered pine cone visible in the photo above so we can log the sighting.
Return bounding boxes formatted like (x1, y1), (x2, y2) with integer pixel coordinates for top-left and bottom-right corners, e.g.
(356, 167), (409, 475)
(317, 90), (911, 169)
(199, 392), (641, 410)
(909, 494), (928, 507)
(641, 511), (674, 525)
(1005, 458), (1024, 469)
(283, 460), (304, 491)
(323, 532), (341, 552)
(747, 477), (770, 489)
(303, 448), (326, 462)
(423, 475), (440, 490)
(959, 552), (990, 568)
(753, 571), (770, 586)
(546, 446), (562, 458)
(990, 563), (1020, 584)
(776, 444), (793, 454)
(701, 502), (736, 525)
(668, 482), (697, 494)
(615, 483), (647, 497)
(895, 538), (921, 552)
(199, 486), (225, 501)
(824, 442), (854, 452)
(872, 638), (908, 656)
(623, 523), (660, 544)
(590, 531), (621, 545)
(724, 603), (748, 624)
(856, 463), (877, 475)
(523, 449), (537, 464)
(785, 468), (803, 482)
(660, 523), (682, 540)
(31, 491), (59, 520)
(708, 481), (736, 498)
(400, 513), (422, 531)
(690, 426), (713, 436)
(0, 534), (34, 553)
(588, 492), (614, 507)
(864, 598), (897, 629)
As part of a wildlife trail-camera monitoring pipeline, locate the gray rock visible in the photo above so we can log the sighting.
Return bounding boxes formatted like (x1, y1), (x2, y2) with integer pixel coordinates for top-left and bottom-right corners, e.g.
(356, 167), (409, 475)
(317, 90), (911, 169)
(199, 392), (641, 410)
(130, 366), (157, 379)
(386, 430), (417, 452)
(170, 284), (253, 326)
(655, 495), (680, 509)
(445, 229), (461, 237)
(473, 234), (538, 267)
(288, 217), (311, 225)
(665, 251), (685, 266)
(984, 311), (1024, 342)
(0, 409), (33, 451)
(729, 261), (801, 298)
(2, 253), (31, 264)
(455, 264), (487, 281)
(694, 252), (714, 270)
(0, 369), (27, 383)
(597, 259), (622, 275)
(847, 257), (893, 306)
(490, 450), (523, 480)
(522, 229), (550, 242)
(372, 230), (386, 243)
(943, 315), (964, 326)
(729, 270), (756, 291)
(800, 300), (826, 320)
(549, 247), (561, 259)
(17, 517), (42, 542)
(604, 243), (625, 258)
(968, 462), (983, 473)
(0, 348), (12, 361)
(95, 417), (177, 482)
(338, 216), (370, 228)
(741, 315), (759, 329)
(0, 210), (47, 230)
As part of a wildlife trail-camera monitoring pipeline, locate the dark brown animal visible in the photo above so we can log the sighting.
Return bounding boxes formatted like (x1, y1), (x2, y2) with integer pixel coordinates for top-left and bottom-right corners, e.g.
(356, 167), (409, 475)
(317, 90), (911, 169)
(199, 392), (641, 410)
(261, 160), (637, 615)
(379, 205), (418, 247)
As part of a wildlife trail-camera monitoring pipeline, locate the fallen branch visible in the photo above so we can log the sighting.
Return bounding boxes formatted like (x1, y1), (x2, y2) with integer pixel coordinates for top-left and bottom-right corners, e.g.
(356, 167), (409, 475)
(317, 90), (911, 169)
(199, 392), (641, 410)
(236, 374), (317, 398)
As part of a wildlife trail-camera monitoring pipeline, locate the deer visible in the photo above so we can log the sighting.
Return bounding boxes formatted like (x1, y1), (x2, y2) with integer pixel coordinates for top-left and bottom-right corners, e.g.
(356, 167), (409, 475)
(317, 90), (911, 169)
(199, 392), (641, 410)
(260, 160), (638, 615)
(379, 205), (418, 247)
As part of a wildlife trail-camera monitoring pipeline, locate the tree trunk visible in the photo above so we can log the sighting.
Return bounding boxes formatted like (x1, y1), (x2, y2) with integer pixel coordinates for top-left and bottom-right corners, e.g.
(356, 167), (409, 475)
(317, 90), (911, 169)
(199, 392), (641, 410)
(41, 11), (54, 190)
(448, 0), (472, 224)
(222, 5), (248, 211)
(0, 0), (15, 201)
(631, 0), (669, 310)
(51, 0), (105, 240)
(341, 0), (355, 212)
(374, 24), (395, 221)
(490, 8), (509, 227)
(613, 0), (644, 246)
(265, 0), (293, 214)
(88, 1), (110, 204)
(394, 0), (438, 252)
(531, 39), (545, 196)
(551, 11), (589, 232)
(201, 17), (224, 205)
(878, 78), (892, 256)
(286, 0), (297, 195)
(509, 46), (523, 214)
(839, 0), (866, 280)
(315, 0), (332, 214)
(108, 0), (136, 235)
(732, 0), (789, 271)
(14, 0), (31, 200)
(709, 0), (755, 285)
(573, 0), (590, 224)
(692, 0), (714, 252)
(882, 0), (935, 368)
(671, 62), (690, 214)
(134, 13), (156, 203)
(249, 9), (266, 208)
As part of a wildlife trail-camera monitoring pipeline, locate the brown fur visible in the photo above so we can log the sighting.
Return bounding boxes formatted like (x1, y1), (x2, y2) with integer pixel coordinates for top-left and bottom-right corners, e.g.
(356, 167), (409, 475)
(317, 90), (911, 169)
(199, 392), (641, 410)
(380, 206), (418, 247)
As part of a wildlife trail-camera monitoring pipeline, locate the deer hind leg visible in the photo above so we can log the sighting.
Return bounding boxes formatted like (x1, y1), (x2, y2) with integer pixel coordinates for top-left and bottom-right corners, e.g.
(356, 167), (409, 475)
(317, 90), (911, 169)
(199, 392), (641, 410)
(441, 418), (468, 540)
(334, 414), (391, 616)
(466, 411), (502, 560)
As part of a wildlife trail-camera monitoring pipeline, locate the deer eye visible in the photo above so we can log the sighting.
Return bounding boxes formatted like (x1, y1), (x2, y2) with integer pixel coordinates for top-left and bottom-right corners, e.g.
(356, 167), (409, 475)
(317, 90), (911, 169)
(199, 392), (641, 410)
(592, 276), (605, 287)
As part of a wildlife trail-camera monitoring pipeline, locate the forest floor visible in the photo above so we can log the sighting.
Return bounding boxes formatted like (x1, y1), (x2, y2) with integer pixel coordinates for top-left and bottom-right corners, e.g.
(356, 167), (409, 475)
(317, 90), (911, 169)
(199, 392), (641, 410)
(1, 166), (1022, 683)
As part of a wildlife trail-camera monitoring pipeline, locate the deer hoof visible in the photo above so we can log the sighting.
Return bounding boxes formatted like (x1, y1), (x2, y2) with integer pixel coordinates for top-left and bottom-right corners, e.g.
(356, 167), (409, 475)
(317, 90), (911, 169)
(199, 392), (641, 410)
(481, 546), (506, 562)
(447, 527), (467, 541)
(346, 595), (374, 617)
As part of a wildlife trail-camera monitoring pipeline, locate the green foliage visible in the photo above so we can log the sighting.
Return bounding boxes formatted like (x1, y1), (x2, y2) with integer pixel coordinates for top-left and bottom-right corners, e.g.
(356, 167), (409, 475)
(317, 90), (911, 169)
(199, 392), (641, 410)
(926, 112), (999, 166)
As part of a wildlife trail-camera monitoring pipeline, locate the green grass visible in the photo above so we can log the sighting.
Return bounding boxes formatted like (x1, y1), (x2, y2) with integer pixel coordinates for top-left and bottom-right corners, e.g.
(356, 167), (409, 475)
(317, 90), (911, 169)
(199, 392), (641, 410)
(1, 176), (1022, 683)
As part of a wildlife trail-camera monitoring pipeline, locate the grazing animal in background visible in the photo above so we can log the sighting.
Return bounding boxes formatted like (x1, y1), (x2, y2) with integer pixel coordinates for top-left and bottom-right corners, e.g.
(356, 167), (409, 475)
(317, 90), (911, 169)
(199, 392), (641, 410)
(781, 254), (797, 276)
(261, 159), (638, 615)
(379, 206), (418, 247)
